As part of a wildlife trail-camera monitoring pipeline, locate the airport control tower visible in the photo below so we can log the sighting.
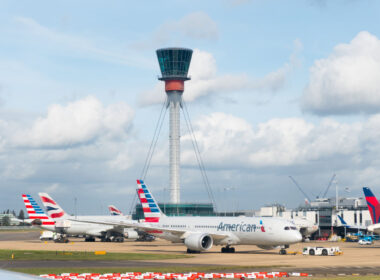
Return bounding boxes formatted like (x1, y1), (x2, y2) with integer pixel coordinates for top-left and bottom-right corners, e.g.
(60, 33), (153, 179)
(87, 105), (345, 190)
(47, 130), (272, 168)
(156, 48), (193, 204)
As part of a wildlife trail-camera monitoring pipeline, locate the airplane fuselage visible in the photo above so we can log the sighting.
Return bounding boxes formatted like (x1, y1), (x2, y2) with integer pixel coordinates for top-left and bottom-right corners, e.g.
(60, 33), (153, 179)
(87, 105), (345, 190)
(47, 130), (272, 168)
(144, 216), (302, 246)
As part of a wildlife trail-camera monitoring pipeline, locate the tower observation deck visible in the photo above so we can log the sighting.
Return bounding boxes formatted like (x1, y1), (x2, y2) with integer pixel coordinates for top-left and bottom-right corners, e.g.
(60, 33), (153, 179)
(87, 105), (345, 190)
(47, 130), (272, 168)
(156, 48), (193, 204)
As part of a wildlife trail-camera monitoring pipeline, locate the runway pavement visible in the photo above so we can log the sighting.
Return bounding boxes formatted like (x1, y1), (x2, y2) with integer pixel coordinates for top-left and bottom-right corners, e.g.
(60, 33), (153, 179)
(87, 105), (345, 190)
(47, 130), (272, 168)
(0, 231), (40, 242)
(2, 231), (380, 277)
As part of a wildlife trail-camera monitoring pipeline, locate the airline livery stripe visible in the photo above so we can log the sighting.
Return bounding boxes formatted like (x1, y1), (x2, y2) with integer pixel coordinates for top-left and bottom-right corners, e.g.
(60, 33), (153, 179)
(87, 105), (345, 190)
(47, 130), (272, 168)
(41, 196), (57, 205)
(50, 212), (64, 218)
(145, 217), (159, 222)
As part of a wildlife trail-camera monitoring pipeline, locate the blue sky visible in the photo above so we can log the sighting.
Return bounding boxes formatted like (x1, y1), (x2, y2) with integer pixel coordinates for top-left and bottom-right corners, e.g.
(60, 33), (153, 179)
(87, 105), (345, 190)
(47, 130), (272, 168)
(1, 0), (380, 214)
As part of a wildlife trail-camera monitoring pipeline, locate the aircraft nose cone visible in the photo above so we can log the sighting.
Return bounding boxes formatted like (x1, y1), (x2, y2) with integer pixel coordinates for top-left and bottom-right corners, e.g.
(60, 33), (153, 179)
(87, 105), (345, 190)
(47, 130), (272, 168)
(294, 231), (303, 243)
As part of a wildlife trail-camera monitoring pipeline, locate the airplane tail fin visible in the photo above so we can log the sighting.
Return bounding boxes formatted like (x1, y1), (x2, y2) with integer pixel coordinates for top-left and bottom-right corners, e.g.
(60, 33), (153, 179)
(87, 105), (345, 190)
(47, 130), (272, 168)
(108, 205), (123, 216)
(363, 187), (380, 224)
(337, 215), (348, 226)
(22, 194), (55, 225)
(136, 179), (166, 222)
(38, 193), (69, 219)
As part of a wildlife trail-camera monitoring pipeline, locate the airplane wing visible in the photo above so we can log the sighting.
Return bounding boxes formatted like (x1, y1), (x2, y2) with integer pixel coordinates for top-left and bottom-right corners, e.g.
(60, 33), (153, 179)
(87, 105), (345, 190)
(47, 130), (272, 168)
(0, 269), (42, 279)
(70, 218), (229, 241)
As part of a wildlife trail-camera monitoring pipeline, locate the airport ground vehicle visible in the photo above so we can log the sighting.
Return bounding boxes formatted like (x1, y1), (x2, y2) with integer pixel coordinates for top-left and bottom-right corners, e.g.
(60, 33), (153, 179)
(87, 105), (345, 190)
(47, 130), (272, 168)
(302, 246), (342, 256)
(358, 238), (373, 245)
(40, 230), (55, 241)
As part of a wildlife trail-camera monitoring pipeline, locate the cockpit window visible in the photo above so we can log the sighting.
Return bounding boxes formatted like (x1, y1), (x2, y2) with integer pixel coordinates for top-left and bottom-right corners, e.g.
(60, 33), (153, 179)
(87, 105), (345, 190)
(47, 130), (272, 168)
(284, 226), (289, 230)
(291, 226), (297, 230)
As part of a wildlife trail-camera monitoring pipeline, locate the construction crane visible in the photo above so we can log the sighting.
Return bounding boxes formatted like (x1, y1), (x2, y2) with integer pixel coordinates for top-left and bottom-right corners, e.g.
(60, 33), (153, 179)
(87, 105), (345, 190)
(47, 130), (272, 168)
(288, 176), (312, 202)
(320, 174), (336, 198)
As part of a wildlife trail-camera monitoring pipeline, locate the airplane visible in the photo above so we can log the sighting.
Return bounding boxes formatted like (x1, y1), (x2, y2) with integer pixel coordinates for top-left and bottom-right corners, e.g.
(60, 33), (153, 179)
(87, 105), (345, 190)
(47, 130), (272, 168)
(107, 204), (155, 241)
(74, 180), (302, 254)
(363, 187), (380, 234)
(22, 193), (138, 242)
(38, 192), (140, 242)
(108, 205), (123, 216)
(337, 215), (367, 231)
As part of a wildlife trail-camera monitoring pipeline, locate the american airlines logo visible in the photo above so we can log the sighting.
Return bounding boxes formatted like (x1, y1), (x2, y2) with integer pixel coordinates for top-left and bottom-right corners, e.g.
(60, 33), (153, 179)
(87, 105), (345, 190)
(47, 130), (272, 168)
(217, 222), (265, 232)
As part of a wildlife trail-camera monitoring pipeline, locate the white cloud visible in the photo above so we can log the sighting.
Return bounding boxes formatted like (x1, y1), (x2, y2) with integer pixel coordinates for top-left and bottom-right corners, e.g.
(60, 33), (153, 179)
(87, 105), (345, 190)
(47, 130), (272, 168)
(107, 152), (133, 171)
(132, 12), (218, 50)
(13, 96), (134, 148)
(302, 31), (380, 115)
(14, 17), (152, 69)
(139, 45), (299, 106)
(44, 183), (60, 193)
(180, 112), (370, 169)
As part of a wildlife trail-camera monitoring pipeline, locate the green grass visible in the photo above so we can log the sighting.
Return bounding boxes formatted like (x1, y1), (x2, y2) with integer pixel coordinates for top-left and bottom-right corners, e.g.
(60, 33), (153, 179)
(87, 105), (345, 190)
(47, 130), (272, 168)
(0, 249), (190, 261)
(7, 265), (291, 275)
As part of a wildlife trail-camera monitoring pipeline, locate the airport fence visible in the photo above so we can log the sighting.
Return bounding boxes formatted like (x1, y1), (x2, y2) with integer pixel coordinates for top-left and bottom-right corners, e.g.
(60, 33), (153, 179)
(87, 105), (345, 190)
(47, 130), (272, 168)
(40, 271), (310, 279)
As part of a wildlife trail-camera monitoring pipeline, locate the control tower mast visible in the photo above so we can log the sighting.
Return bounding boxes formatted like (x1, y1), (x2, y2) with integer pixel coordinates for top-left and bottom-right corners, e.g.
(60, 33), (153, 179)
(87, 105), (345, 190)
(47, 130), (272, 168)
(156, 48), (193, 204)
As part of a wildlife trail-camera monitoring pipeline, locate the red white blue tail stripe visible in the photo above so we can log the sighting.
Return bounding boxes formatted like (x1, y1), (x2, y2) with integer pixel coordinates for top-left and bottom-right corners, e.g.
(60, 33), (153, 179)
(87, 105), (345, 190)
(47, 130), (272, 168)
(22, 194), (55, 225)
(38, 192), (67, 219)
(136, 180), (164, 223)
(108, 205), (123, 216)
(363, 187), (380, 224)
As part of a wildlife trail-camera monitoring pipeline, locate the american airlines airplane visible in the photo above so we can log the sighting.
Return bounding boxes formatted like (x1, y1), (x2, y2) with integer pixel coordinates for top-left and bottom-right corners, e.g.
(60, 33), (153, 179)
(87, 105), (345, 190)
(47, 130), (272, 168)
(77, 180), (302, 254)
(22, 194), (138, 242)
(363, 187), (380, 234)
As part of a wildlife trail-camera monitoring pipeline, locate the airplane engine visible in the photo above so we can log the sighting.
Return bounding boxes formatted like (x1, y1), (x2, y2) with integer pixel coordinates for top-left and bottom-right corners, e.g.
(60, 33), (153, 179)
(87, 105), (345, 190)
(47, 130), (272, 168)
(124, 230), (139, 239)
(184, 233), (213, 251)
(257, 245), (280, 250)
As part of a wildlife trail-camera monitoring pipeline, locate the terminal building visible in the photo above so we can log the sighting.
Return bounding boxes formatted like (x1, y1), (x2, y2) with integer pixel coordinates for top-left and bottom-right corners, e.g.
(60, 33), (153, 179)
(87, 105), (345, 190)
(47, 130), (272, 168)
(133, 203), (215, 220)
(252, 196), (372, 238)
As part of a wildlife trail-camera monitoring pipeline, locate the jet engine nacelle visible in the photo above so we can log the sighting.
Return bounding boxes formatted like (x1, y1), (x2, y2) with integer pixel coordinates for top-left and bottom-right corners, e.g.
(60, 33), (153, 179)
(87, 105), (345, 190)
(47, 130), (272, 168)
(124, 230), (139, 239)
(257, 245), (280, 250)
(184, 233), (213, 251)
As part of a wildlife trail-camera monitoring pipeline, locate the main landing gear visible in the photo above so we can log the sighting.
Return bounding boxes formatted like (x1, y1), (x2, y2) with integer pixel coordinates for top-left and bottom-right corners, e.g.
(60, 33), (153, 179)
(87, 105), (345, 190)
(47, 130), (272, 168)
(279, 249), (287, 255)
(221, 246), (235, 253)
(279, 245), (289, 255)
(186, 249), (200, 254)
(85, 236), (96, 242)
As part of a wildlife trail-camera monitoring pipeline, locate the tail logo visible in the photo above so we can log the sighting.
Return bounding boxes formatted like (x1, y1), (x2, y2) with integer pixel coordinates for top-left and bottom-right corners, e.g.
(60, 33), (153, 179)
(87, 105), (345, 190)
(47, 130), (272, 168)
(363, 187), (380, 224)
(260, 220), (265, 232)
(39, 193), (66, 219)
(22, 194), (55, 225)
(108, 205), (122, 216)
(136, 180), (161, 223)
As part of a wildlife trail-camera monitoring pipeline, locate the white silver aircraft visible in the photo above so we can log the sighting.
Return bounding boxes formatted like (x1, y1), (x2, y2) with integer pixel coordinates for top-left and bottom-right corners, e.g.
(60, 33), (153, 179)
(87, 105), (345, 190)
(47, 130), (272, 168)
(77, 180), (302, 254)
(22, 194), (138, 242)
